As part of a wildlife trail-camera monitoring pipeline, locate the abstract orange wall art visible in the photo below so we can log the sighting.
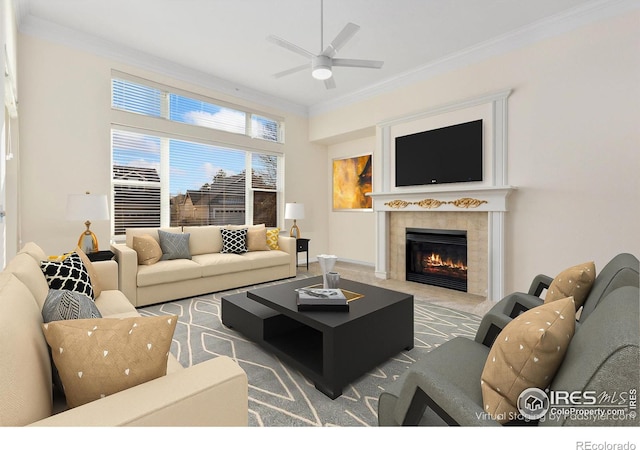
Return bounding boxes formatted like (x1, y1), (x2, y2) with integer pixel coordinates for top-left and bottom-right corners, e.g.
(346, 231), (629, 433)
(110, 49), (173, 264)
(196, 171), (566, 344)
(332, 154), (372, 210)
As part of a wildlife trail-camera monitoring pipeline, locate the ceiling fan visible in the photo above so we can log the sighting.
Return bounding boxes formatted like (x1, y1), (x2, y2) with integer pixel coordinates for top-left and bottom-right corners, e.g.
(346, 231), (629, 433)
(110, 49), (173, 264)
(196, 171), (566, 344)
(266, 0), (384, 89)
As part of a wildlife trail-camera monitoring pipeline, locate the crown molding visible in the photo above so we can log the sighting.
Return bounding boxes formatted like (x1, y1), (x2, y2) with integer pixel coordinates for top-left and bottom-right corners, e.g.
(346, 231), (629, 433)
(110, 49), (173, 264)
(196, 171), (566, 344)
(16, 12), (309, 117)
(15, 0), (640, 119)
(308, 0), (640, 117)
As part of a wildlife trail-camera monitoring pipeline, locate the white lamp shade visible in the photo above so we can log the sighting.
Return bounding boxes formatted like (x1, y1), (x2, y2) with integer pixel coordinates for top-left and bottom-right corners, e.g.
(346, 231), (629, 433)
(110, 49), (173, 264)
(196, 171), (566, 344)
(66, 193), (110, 221)
(285, 203), (305, 220)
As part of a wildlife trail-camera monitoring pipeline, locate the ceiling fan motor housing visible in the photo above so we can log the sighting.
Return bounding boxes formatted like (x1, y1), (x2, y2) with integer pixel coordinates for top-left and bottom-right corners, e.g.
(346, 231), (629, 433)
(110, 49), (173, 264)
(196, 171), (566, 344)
(312, 55), (333, 80)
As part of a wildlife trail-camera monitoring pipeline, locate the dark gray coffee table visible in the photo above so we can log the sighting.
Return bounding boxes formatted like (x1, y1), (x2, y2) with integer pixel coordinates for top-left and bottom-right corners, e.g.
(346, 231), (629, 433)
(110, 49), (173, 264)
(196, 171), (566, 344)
(221, 276), (414, 399)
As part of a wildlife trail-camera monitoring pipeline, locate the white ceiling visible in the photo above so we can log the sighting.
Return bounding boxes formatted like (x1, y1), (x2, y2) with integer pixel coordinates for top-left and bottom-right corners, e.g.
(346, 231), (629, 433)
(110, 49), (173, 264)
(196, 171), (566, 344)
(14, 0), (636, 114)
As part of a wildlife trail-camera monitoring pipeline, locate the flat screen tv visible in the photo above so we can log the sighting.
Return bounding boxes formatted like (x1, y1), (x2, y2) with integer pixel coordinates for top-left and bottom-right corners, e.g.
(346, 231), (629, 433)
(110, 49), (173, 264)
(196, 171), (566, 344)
(395, 119), (483, 186)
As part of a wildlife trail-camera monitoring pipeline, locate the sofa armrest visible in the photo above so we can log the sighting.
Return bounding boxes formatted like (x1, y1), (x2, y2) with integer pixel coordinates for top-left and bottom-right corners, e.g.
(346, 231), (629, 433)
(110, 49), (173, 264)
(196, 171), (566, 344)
(110, 243), (138, 307)
(91, 260), (118, 291)
(278, 236), (297, 277)
(474, 311), (514, 347)
(392, 369), (500, 426)
(527, 274), (553, 297)
(29, 356), (248, 427)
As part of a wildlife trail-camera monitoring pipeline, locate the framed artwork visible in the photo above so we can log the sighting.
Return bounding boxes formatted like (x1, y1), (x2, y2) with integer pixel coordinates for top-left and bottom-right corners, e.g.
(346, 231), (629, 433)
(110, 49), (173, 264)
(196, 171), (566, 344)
(332, 153), (373, 211)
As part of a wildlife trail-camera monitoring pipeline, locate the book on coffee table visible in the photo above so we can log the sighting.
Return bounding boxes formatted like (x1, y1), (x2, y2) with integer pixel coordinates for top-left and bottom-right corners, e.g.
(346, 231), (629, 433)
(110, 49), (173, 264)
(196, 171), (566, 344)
(295, 288), (349, 311)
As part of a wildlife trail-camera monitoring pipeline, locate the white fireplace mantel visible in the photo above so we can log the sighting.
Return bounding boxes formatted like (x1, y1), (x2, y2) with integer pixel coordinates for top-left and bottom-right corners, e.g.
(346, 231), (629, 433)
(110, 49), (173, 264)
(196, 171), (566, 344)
(368, 185), (516, 301)
(368, 185), (515, 213)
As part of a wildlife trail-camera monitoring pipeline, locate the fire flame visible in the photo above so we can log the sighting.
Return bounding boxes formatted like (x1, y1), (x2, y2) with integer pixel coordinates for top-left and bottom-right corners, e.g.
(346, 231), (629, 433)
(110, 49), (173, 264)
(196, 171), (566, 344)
(424, 253), (467, 271)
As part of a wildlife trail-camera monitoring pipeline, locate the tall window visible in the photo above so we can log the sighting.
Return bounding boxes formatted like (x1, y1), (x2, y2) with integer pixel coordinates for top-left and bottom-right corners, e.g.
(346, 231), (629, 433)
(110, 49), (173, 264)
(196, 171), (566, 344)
(111, 75), (283, 239)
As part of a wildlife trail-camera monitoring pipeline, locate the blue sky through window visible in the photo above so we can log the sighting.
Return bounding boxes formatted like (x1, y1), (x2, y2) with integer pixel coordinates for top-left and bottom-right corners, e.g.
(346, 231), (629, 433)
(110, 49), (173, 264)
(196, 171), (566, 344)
(170, 139), (245, 196)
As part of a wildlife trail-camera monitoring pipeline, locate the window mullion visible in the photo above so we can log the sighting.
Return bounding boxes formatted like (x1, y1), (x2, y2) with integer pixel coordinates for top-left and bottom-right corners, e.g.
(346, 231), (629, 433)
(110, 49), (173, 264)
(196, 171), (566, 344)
(246, 152), (253, 224)
(160, 137), (171, 227)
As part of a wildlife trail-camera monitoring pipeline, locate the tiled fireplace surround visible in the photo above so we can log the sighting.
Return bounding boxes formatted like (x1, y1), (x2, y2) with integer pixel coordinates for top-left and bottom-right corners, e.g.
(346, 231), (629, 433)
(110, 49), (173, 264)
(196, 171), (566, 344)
(389, 211), (488, 297)
(369, 186), (513, 302)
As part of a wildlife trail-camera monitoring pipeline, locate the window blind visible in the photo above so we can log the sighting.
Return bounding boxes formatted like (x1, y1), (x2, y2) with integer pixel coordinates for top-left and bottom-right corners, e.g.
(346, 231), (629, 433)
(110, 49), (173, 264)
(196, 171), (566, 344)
(112, 76), (283, 143)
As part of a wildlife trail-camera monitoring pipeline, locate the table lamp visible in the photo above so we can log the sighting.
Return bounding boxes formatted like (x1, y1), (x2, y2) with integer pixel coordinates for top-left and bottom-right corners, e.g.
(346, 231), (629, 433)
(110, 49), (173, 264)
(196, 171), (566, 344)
(285, 203), (305, 238)
(66, 192), (109, 254)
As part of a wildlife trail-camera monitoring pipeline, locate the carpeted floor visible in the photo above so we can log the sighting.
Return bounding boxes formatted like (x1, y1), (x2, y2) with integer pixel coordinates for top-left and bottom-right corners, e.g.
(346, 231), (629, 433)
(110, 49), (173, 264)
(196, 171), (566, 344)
(139, 269), (482, 427)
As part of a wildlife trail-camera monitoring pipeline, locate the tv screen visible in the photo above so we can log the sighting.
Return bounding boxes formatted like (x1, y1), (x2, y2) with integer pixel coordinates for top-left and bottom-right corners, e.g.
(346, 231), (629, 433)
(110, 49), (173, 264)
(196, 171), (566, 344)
(395, 119), (483, 186)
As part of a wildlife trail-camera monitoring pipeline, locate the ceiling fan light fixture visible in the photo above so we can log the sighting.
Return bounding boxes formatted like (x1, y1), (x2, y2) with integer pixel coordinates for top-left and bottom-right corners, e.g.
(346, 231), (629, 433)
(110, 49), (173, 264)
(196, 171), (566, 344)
(312, 66), (332, 80)
(312, 55), (332, 80)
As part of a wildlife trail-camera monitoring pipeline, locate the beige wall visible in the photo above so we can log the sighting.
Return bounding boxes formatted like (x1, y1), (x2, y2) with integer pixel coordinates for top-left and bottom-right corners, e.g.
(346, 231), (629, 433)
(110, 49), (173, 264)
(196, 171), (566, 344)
(16, 34), (329, 257)
(312, 11), (640, 296)
(14, 11), (640, 298)
(327, 135), (376, 264)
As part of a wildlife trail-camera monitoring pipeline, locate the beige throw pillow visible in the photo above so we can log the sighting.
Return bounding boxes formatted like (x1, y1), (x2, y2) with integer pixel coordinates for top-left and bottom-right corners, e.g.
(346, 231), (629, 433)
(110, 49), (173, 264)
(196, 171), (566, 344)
(132, 234), (163, 265)
(246, 225), (270, 251)
(544, 261), (595, 309)
(480, 296), (576, 424)
(41, 315), (177, 408)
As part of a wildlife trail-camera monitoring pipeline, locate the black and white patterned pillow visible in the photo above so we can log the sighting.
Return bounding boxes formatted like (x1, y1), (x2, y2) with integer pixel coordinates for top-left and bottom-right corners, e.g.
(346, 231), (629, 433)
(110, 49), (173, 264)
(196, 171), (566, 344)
(221, 228), (248, 254)
(42, 289), (102, 322)
(158, 230), (192, 260)
(40, 252), (94, 300)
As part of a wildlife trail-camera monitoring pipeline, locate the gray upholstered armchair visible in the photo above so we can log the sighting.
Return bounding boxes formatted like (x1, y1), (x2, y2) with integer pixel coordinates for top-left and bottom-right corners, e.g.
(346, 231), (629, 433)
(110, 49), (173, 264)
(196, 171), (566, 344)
(475, 252), (639, 347)
(378, 254), (640, 427)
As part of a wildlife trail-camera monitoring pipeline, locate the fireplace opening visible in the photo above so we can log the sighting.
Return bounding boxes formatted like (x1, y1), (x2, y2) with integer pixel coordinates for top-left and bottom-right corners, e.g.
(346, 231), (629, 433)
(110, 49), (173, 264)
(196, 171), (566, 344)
(405, 228), (468, 292)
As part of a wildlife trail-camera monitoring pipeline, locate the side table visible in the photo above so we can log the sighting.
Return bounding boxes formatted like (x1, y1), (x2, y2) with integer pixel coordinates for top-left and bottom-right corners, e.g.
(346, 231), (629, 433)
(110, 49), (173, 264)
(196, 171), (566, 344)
(86, 250), (114, 262)
(295, 238), (310, 270)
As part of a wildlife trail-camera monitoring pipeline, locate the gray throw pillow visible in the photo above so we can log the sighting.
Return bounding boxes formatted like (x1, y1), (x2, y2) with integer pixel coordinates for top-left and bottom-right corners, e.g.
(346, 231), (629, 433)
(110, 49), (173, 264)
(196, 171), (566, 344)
(42, 289), (102, 322)
(158, 230), (192, 260)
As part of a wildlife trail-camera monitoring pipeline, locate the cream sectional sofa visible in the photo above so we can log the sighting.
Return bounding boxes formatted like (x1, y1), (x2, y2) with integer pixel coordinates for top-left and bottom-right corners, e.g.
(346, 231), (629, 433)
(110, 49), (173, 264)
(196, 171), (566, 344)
(0, 242), (248, 426)
(111, 225), (297, 307)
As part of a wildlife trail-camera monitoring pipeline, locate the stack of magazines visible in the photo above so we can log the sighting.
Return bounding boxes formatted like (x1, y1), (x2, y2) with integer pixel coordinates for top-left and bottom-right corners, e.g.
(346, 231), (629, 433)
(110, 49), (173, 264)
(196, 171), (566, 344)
(295, 288), (349, 311)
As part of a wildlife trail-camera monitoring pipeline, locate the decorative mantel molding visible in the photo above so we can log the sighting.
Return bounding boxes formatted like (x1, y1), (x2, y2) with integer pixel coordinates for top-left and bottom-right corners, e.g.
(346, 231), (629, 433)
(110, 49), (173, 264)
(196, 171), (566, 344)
(368, 186), (516, 213)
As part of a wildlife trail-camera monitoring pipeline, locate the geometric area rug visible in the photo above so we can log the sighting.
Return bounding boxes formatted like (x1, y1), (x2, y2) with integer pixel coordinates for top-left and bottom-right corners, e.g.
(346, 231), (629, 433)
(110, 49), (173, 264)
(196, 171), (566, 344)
(138, 278), (481, 427)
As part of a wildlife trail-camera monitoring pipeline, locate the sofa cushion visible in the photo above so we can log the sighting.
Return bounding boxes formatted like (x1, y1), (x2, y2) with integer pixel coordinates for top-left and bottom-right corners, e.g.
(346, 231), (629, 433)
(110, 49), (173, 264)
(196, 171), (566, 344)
(42, 289), (102, 322)
(481, 297), (576, 424)
(93, 290), (139, 317)
(41, 315), (177, 408)
(158, 230), (192, 260)
(136, 259), (203, 287)
(18, 241), (48, 262)
(183, 225), (223, 255)
(0, 273), (53, 426)
(40, 252), (94, 300)
(243, 249), (292, 270)
(544, 261), (596, 309)
(266, 228), (280, 250)
(221, 228), (248, 254)
(132, 234), (163, 265)
(192, 253), (254, 277)
(4, 252), (51, 309)
(246, 224), (270, 251)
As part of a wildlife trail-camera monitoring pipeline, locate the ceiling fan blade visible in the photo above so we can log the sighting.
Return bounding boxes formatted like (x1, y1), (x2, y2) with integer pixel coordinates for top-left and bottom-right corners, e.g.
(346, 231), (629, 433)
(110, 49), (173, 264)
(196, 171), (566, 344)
(332, 58), (384, 69)
(273, 63), (310, 79)
(324, 77), (336, 89)
(322, 22), (360, 57)
(266, 35), (315, 59)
